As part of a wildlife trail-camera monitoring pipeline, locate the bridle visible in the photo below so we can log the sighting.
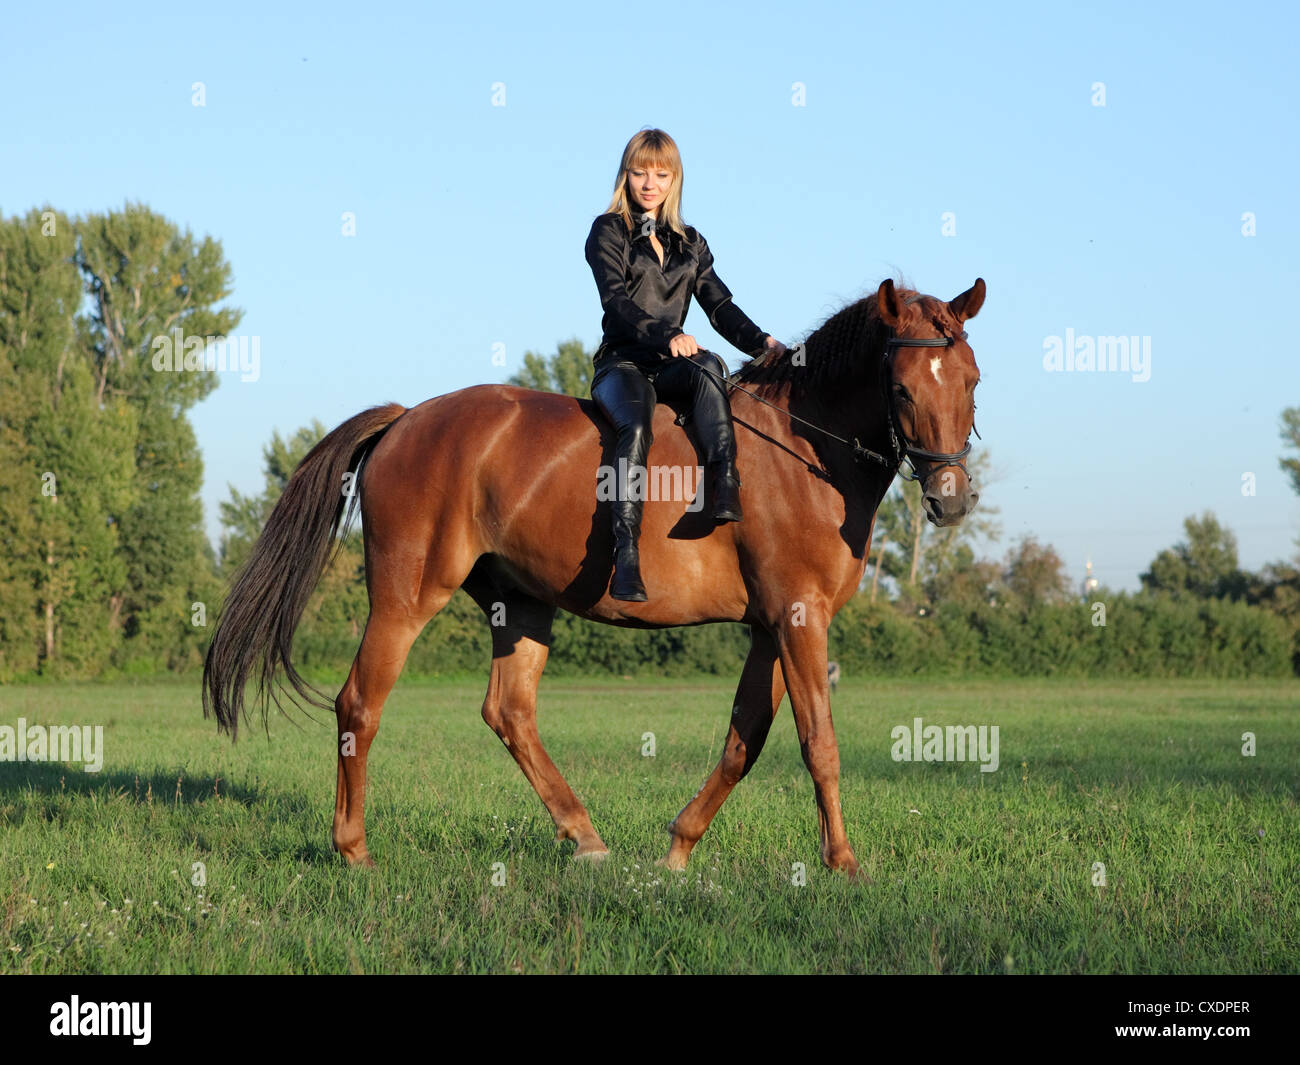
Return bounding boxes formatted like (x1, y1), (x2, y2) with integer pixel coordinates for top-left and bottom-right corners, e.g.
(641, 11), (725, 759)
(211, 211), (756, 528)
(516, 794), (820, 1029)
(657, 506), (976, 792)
(873, 297), (977, 483)
(688, 294), (978, 485)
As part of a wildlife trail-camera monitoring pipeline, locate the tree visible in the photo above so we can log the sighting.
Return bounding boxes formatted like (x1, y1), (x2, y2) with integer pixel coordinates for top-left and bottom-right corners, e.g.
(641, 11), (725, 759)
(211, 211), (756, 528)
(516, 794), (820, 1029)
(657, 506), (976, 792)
(922, 542), (1002, 607)
(1281, 406), (1300, 497)
(1140, 511), (1248, 600)
(507, 337), (593, 398)
(1246, 558), (1300, 673)
(75, 203), (242, 668)
(0, 208), (137, 677)
(1002, 535), (1072, 608)
(872, 450), (1001, 601)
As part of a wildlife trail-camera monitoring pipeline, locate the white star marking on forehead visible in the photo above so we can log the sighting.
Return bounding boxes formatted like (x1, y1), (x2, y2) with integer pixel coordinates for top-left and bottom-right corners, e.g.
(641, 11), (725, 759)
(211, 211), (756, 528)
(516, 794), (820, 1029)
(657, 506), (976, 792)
(929, 355), (943, 384)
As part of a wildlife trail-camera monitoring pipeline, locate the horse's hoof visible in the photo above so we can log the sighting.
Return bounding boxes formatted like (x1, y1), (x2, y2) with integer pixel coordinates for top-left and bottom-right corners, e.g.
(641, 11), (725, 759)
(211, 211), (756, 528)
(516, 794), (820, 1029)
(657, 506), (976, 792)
(337, 848), (375, 868)
(838, 861), (870, 883)
(573, 848), (609, 863)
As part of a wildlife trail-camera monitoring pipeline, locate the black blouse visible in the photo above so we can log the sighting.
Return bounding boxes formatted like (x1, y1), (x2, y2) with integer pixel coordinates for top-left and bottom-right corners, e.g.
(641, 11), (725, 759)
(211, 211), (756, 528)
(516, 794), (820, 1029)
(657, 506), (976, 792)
(585, 210), (769, 369)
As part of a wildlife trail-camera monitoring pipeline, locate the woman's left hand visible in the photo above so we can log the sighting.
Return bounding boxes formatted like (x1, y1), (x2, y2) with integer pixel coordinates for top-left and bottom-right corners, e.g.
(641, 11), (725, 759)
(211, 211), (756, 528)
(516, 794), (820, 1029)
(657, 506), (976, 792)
(764, 335), (787, 357)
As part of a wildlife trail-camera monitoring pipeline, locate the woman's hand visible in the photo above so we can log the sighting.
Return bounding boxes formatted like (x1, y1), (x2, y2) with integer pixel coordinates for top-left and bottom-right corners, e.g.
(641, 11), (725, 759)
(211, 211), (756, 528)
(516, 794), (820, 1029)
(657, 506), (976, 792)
(668, 333), (700, 358)
(764, 335), (788, 357)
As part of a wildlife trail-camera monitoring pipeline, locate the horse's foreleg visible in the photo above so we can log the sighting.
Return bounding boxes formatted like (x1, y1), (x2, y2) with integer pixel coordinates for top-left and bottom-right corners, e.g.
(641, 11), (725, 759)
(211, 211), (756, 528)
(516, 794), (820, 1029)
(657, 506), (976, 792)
(480, 600), (608, 859)
(662, 626), (785, 871)
(333, 610), (430, 866)
(777, 609), (864, 879)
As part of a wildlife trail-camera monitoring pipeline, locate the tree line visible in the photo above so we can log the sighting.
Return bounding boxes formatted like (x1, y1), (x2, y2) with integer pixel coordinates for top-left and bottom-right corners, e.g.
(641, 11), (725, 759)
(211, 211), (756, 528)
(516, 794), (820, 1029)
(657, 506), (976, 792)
(1, 206), (1298, 682)
(1, 205), (235, 680)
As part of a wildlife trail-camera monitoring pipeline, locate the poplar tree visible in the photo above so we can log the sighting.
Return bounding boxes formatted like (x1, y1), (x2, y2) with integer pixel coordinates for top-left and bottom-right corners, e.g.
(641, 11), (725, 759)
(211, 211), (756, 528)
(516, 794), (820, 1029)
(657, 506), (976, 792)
(75, 202), (241, 668)
(0, 209), (135, 676)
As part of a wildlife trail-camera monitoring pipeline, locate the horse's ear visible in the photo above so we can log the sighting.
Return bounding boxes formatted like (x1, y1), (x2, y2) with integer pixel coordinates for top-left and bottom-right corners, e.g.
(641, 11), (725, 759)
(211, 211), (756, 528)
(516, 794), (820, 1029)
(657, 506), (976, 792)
(877, 279), (903, 326)
(950, 278), (986, 322)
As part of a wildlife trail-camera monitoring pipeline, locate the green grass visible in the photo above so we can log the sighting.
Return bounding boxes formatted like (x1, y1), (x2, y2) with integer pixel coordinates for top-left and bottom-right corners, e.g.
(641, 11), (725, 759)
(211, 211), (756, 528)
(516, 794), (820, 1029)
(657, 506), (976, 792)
(1, 676), (1297, 973)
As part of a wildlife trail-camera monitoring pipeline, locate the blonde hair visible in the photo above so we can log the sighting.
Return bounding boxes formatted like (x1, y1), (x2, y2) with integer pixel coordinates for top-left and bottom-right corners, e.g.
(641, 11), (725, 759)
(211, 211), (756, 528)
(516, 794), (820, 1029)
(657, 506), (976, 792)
(601, 128), (687, 239)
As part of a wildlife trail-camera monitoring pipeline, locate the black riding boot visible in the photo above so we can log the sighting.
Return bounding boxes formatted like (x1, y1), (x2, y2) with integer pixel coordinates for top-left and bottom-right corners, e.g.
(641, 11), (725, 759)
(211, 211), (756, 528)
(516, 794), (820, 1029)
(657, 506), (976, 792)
(591, 360), (657, 602)
(609, 447), (649, 601)
(710, 461), (743, 523)
(670, 353), (743, 523)
(610, 498), (647, 602)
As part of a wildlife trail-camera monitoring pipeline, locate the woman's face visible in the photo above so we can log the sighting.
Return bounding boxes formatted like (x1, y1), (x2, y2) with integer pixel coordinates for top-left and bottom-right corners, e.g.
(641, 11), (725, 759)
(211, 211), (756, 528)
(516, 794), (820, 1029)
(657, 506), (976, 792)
(627, 165), (673, 213)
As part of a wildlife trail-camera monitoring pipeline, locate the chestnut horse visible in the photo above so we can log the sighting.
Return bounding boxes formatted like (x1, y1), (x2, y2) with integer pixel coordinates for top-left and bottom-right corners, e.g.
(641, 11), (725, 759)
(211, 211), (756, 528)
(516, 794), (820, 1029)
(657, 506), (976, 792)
(203, 278), (985, 878)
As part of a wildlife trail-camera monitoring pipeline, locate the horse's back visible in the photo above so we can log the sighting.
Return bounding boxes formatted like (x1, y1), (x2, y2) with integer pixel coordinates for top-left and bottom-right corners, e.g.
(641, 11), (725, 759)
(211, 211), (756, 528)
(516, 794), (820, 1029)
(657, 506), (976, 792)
(377, 382), (699, 470)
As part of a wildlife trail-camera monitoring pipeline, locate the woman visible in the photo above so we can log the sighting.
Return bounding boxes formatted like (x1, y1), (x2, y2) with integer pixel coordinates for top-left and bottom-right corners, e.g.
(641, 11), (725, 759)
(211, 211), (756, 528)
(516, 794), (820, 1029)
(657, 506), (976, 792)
(585, 128), (786, 602)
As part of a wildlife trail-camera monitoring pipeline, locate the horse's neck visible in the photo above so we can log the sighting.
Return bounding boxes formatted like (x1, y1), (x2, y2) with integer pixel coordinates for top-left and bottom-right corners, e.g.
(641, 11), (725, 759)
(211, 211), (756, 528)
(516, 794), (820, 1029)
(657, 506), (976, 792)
(737, 377), (894, 545)
(749, 375), (889, 491)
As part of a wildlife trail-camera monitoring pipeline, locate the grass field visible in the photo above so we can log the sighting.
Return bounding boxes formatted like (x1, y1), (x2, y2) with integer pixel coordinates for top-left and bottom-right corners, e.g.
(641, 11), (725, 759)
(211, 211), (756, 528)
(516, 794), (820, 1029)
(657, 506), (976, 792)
(1, 675), (1297, 974)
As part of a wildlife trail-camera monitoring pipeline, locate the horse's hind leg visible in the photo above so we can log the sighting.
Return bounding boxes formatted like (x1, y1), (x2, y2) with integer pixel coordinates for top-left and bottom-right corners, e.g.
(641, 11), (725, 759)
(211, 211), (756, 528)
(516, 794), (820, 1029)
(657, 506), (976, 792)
(332, 605), (439, 866)
(662, 625), (785, 870)
(474, 586), (608, 859)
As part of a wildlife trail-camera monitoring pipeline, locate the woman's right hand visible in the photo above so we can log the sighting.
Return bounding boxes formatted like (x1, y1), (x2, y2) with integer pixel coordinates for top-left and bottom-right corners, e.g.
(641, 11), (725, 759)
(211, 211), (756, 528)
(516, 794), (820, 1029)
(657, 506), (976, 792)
(668, 333), (700, 358)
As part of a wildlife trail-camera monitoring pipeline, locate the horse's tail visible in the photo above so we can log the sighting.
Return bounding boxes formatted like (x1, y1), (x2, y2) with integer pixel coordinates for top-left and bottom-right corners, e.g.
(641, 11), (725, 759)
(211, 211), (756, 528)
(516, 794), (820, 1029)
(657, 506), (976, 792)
(202, 403), (408, 740)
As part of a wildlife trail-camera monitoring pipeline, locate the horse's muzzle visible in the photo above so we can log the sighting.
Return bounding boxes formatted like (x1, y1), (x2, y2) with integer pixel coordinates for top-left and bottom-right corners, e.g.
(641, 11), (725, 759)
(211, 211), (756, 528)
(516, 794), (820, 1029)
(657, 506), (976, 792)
(923, 481), (978, 527)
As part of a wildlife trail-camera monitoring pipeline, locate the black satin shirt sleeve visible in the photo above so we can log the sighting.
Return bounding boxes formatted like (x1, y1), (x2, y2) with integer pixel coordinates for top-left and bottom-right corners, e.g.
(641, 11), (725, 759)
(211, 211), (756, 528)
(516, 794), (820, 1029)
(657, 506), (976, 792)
(692, 233), (769, 358)
(585, 216), (684, 354)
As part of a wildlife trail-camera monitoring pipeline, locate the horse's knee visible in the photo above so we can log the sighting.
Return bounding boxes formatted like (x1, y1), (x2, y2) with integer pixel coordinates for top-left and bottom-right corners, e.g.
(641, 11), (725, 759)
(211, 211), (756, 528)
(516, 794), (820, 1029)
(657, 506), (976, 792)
(481, 697), (504, 736)
(335, 686), (366, 733)
(800, 735), (840, 778)
(720, 736), (749, 786)
(483, 695), (536, 744)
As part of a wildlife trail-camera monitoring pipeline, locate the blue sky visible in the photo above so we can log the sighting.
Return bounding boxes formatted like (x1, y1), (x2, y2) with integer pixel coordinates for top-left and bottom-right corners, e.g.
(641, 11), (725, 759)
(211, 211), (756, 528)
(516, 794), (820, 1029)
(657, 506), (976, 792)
(3, 0), (1298, 590)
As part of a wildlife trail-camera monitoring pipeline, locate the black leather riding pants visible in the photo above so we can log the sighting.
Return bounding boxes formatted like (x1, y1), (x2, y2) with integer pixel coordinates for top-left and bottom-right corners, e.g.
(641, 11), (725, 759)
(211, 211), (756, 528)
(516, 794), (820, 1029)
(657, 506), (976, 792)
(590, 350), (736, 520)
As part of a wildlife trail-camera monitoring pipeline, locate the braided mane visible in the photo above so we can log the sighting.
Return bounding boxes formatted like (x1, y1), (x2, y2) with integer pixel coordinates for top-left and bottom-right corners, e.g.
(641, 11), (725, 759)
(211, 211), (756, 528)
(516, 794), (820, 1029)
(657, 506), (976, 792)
(733, 281), (926, 395)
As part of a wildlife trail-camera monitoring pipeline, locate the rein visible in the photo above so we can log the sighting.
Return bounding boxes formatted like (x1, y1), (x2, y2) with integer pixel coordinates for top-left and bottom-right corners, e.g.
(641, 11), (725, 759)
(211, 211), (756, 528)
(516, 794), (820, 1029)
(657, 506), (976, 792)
(686, 306), (977, 484)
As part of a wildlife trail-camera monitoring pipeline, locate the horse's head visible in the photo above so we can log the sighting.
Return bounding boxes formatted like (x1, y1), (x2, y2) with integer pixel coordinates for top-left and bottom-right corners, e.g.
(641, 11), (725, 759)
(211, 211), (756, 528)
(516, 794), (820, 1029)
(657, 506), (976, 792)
(876, 278), (985, 527)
